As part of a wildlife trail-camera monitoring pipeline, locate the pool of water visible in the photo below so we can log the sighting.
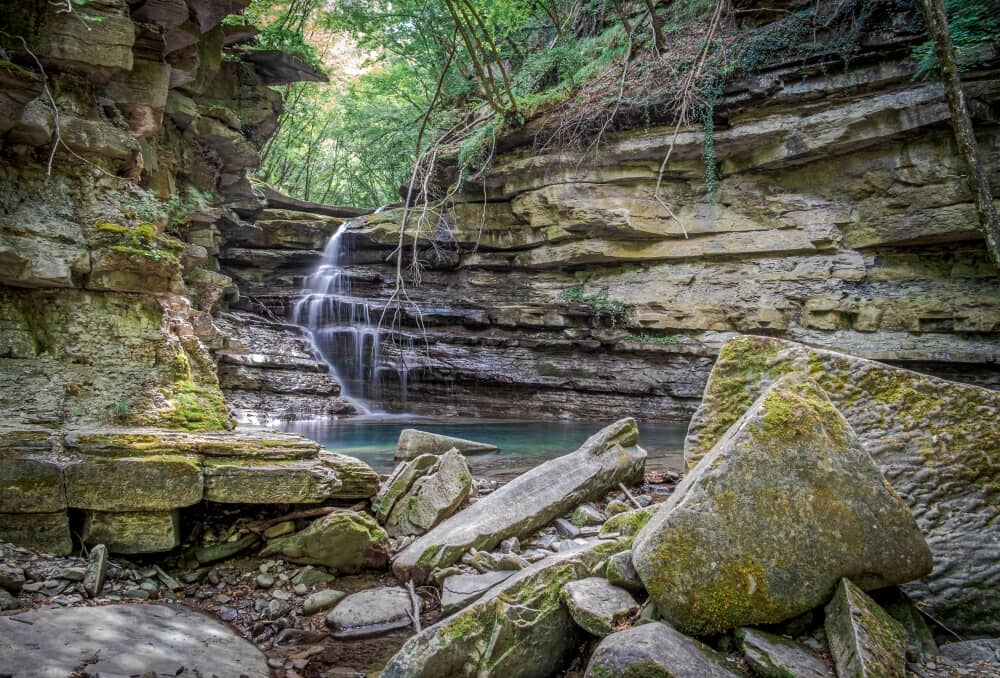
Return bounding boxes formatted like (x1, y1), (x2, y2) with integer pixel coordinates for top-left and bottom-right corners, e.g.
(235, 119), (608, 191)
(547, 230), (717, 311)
(279, 416), (689, 481)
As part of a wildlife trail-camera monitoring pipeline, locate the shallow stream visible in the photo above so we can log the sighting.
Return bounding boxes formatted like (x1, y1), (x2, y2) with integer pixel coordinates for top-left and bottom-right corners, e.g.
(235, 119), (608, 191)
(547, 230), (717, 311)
(279, 416), (688, 480)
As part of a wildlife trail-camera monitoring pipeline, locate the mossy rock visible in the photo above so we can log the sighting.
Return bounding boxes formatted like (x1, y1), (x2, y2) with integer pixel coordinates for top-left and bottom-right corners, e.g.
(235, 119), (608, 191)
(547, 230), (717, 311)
(584, 621), (742, 678)
(0, 511), (72, 556)
(824, 579), (907, 678)
(260, 511), (390, 573)
(65, 455), (203, 511)
(684, 335), (1000, 636)
(81, 510), (180, 554)
(632, 374), (931, 636)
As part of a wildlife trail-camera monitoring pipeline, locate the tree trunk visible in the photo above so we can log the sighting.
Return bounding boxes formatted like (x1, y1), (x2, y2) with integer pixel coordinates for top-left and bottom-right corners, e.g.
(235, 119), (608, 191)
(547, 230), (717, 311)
(918, 0), (1000, 270)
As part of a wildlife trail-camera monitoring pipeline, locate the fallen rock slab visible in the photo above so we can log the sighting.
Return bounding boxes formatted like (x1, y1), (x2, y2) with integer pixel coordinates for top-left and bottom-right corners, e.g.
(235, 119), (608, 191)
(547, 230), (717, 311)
(825, 578), (907, 678)
(383, 538), (627, 678)
(393, 418), (646, 583)
(0, 603), (269, 677)
(684, 335), (1000, 636)
(561, 577), (639, 636)
(326, 586), (414, 638)
(83, 543), (108, 598)
(735, 627), (833, 678)
(939, 639), (1000, 663)
(396, 429), (498, 460)
(261, 510), (390, 573)
(584, 621), (742, 678)
(632, 375), (931, 635)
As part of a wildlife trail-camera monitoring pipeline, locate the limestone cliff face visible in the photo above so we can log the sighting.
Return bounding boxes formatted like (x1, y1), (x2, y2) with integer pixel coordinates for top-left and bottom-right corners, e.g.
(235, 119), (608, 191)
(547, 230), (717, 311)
(237, 44), (1000, 420)
(0, 0), (315, 430)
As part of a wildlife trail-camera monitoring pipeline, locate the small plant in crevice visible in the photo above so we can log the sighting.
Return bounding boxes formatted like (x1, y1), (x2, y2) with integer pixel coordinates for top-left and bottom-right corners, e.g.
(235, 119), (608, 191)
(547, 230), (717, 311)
(557, 283), (629, 327)
(702, 106), (718, 197)
(104, 397), (132, 425)
(626, 332), (679, 345)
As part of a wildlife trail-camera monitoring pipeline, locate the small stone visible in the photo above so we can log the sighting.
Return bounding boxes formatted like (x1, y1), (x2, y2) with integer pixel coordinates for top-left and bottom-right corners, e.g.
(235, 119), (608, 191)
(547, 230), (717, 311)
(215, 594), (231, 604)
(605, 500), (630, 517)
(302, 589), (346, 616)
(571, 503), (605, 527)
(267, 599), (284, 618)
(533, 533), (559, 551)
(605, 550), (643, 593)
(207, 569), (221, 585)
(0, 564), (26, 593)
(561, 577), (639, 636)
(154, 565), (181, 591)
(264, 521), (297, 539)
(272, 589), (292, 601)
(83, 545), (109, 598)
(22, 582), (43, 593)
(0, 589), (21, 611)
(293, 583), (308, 595)
(553, 518), (581, 538)
(499, 537), (520, 554)
(123, 587), (150, 600)
(633, 494), (653, 507)
(326, 587), (414, 638)
(218, 606), (238, 622)
(256, 573), (275, 589)
(493, 553), (529, 571)
(139, 580), (158, 592)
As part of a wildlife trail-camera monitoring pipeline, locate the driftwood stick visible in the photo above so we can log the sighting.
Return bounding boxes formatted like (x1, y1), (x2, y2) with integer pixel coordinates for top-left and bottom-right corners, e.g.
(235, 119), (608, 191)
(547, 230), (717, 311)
(407, 579), (423, 633)
(619, 483), (642, 510)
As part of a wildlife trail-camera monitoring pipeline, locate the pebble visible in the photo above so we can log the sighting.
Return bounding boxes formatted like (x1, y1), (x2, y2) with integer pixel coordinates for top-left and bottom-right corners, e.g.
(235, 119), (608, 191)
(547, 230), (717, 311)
(293, 583), (308, 595)
(302, 589), (346, 616)
(271, 589), (292, 602)
(123, 588), (149, 600)
(218, 606), (238, 622)
(256, 574), (275, 589)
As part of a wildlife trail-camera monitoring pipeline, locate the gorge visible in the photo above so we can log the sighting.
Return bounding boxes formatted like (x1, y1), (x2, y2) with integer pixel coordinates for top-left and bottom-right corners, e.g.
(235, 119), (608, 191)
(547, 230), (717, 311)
(0, 0), (998, 676)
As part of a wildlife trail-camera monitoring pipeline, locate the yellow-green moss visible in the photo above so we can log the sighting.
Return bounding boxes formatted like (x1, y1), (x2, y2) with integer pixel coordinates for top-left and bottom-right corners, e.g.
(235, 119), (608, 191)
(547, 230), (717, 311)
(441, 612), (484, 641)
(153, 380), (231, 432)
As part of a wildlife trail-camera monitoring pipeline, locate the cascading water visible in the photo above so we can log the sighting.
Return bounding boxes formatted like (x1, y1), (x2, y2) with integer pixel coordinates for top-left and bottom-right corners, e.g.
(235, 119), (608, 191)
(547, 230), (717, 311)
(291, 222), (412, 413)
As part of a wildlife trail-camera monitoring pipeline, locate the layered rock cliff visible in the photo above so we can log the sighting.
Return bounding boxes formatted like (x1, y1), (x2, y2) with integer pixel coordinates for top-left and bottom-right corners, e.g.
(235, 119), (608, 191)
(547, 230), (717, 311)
(232, 39), (1000, 420)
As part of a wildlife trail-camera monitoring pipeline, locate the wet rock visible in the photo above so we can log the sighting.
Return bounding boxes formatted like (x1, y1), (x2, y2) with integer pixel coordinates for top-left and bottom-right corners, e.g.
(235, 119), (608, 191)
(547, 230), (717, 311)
(382, 538), (627, 678)
(326, 587), (414, 638)
(393, 418), (645, 584)
(825, 579), (907, 678)
(379, 450), (473, 537)
(395, 429), (498, 460)
(735, 627), (833, 678)
(684, 335), (1000, 635)
(561, 577), (639, 636)
(605, 550), (643, 593)
(302, 589), (346, 616)
(632, 376), (931, 635)
(440, 570), (516, 614)
(0, 603), (270, 677)
(571, 503), (605, 527)
(584, 621), (742, 678)
(261, 511), (390, 573)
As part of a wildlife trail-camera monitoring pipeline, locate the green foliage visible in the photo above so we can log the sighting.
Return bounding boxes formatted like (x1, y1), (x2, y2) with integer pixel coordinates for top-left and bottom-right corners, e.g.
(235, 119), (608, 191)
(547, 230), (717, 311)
(626, 333), (678, 345)
(95, 221), (183, 263)
(104, 397), (132, 425)
(911, 0), (1000, 78)
(119, 186), (214, 227)
(557, 284), (628, 327)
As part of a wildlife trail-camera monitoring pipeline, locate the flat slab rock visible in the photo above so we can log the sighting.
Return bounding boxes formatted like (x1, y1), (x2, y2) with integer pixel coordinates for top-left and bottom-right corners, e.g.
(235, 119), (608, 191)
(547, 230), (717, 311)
(0, 603), (269, 677)
(395, 429), (498, 460)
(735, 627), (833, 678)
(326, 586), (414, 638)
(825, 578), (907, 678)
(584, 621), (742, 678)
(561, 576), (638, 636)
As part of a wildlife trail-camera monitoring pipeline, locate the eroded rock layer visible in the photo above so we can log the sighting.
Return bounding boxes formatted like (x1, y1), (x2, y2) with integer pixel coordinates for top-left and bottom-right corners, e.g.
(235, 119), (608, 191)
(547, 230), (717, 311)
(231, 46), (1000, 420)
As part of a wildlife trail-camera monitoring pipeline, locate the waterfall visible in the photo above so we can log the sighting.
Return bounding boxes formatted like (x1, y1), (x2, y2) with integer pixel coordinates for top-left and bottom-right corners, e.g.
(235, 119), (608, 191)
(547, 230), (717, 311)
(291, 222), (412, 414)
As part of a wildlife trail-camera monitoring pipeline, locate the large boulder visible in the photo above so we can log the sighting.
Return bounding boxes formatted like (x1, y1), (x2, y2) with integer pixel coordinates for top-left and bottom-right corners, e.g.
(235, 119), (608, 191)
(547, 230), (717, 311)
(396, 429), (498, 460)
(260, 511), (391, 573)
(684, 336), (1000, 635)
(376, 449), (473, 537)
(825, 578), (907, 678)
(392, 419), (646, 583)
(584, 621), (743, 678)
(632, 375), (931, 635)
(382, 538), (627, 678)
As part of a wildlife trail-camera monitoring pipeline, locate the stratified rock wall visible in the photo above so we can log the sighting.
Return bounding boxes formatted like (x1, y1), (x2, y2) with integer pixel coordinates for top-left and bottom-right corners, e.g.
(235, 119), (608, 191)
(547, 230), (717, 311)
(237, 44), (1000, 419)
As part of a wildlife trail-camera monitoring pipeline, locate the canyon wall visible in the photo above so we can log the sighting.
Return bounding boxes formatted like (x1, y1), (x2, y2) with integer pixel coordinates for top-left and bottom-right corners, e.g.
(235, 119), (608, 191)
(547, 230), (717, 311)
(231, 45), (1000, 421)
